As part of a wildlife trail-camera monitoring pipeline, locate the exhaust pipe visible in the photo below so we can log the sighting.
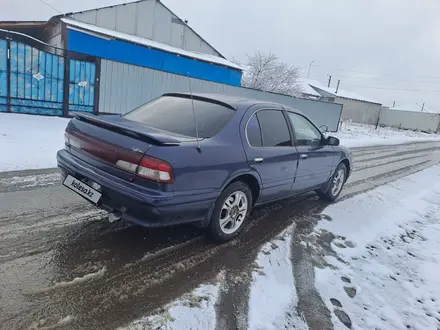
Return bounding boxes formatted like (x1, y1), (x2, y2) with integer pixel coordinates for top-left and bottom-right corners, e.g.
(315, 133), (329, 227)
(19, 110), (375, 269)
(108, 212), (121, 223)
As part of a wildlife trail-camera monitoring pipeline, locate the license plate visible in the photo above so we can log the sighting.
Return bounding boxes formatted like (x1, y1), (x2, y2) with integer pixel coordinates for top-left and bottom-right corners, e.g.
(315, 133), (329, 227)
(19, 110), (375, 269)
(63, 175), (102, 204)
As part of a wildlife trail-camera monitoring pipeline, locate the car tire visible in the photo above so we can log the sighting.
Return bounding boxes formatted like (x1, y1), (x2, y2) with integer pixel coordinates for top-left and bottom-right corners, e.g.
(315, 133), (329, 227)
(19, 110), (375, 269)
(316, 163), (347, 201)
(207, 181), (253, 243)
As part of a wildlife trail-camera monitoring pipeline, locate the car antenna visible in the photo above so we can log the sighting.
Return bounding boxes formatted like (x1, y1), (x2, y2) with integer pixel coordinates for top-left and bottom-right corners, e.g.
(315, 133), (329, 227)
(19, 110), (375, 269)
(187, 73), (201, 151)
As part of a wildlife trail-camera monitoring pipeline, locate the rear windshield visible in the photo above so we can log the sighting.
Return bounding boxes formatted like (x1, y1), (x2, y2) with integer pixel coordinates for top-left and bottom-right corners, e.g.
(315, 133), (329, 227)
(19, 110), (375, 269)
(124, 96), (235, 138)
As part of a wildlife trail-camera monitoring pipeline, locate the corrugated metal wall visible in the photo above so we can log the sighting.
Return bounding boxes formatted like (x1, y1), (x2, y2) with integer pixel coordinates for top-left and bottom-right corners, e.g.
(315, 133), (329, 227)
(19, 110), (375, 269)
(70, 0), (221, 57)
(379, 109), (440, 133)
(99, 60), (343, 132)
(335, 97), (382, 125)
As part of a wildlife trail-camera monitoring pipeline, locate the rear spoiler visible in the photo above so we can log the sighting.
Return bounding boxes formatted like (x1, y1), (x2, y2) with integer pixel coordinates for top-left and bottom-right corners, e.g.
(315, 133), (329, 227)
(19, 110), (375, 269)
(74, 113), (197, 146)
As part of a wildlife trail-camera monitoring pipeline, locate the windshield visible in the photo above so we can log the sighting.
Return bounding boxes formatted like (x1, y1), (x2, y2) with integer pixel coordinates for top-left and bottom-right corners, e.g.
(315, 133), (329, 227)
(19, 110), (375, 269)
(123, 96), (235, 138)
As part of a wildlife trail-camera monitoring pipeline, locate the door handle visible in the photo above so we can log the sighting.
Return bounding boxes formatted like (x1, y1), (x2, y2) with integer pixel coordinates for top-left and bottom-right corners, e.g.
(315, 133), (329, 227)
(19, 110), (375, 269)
(300, 154), (308, 159)
(253, 157), (264, 164)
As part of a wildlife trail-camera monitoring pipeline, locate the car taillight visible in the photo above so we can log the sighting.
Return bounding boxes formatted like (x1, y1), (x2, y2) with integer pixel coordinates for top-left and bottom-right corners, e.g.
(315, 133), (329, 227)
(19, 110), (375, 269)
(136, 155), (174, 183)
(64, 127), (71, 146)
(116, 155), (174, 184)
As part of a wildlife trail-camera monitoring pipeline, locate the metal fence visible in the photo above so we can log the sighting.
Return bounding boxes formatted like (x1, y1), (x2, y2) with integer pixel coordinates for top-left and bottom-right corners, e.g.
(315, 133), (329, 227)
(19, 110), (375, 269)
(0, 31), (99, 116)
(99, 60), (343, 131)
(378, 109), (440, 133)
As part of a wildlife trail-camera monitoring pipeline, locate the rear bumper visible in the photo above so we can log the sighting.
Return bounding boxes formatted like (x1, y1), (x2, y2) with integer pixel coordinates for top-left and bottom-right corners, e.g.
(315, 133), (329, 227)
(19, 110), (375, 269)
(57, 149), (216, 228)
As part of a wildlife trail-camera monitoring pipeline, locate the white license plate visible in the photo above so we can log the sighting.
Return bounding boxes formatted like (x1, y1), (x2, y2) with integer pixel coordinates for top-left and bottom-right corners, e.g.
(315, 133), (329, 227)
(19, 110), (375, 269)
(63, 175), (102, 204)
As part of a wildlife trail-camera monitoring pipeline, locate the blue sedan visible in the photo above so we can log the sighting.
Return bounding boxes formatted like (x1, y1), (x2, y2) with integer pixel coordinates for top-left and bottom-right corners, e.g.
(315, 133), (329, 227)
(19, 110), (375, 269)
(57, 93), (351, 242)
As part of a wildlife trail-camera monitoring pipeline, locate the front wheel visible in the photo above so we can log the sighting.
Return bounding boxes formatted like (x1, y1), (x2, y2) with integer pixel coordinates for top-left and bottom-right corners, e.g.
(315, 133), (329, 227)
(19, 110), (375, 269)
(317, 163), (347, 201)
(207, 182), (253, 243)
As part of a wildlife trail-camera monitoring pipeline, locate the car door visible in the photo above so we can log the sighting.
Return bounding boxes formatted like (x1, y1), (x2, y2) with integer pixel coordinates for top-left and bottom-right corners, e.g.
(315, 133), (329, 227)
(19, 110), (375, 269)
(242, 107), (299, 203)
(286, 111), (336, 193)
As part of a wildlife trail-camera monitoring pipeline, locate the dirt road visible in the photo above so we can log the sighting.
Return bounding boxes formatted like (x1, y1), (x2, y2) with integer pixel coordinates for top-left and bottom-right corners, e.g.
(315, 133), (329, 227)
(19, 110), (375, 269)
(1, 141), (440, 330)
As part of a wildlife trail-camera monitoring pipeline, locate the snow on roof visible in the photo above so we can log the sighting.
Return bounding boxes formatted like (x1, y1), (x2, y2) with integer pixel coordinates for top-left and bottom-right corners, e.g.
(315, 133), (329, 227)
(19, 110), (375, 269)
(61, 18), (242, 71)
(310, 84), (382, 105)
(389, 103), (437, 113)
(0, 0), (135, 21)
(298, 79), (323, 97)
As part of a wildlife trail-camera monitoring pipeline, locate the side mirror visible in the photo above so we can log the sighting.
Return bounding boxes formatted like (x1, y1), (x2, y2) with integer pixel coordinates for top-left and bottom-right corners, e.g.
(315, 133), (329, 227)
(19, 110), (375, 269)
(319, 125), (329, 134)
(326, 136), (340, 146)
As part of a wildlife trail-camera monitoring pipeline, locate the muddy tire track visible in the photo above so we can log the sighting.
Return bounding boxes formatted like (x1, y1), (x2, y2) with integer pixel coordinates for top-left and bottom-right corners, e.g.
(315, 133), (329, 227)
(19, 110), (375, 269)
(291, 208), (334, 330)
(213, 199), (314, 330)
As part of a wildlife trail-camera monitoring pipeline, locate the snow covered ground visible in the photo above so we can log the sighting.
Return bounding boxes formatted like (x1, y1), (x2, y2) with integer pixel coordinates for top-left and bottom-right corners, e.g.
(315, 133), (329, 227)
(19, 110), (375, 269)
(0, 113), (69, 172)
(335, 121), (440, 148)
(1, 113), (440, 172)
(313, 165), (440, 330)
(118, 166), (440, 330)
(121, 283), (220, 330)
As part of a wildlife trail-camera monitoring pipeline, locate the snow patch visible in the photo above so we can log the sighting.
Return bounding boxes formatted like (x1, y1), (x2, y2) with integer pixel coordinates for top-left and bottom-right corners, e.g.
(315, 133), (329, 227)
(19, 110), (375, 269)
(120, 283), (219, 330)
(334, 121), (440, 148)
(314, 165), (440, 330)
(248, 226), (309, 330)
(140, 239), (199, 263)
(0, 173), (61, 189)
(33, 267), (107, 294)
(0, 113), (69, 172)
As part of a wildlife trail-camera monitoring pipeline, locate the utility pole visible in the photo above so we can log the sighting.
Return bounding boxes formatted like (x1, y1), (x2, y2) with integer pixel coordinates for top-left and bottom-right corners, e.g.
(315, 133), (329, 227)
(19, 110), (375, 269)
(327, 75), (332, 87)
(335, 80), (340, 94)
(392, 100), (395, 108)
(307, 60), (315, 79)
(421, 102), (425, 112)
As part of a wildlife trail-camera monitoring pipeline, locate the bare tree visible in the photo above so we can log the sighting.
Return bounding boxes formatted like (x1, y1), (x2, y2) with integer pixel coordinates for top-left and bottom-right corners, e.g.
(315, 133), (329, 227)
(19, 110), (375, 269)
(238, 51), (302, 96)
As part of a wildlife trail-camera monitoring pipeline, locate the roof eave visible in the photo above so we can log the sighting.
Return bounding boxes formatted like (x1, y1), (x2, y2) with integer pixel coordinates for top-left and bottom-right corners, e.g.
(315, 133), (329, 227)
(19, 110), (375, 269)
(333, 95), (382, 105)
(310, 85), (381, 105)
(62, 19), (241, 71)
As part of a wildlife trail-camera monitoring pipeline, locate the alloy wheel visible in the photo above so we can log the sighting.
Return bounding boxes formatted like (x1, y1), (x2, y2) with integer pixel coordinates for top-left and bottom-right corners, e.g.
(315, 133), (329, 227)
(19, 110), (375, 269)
(219, 191), (248, 235)
(331, 168), (345, 196)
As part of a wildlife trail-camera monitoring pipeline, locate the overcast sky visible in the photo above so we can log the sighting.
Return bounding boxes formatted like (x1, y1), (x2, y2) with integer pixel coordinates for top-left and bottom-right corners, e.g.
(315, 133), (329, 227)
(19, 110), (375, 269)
(3, 0), (440, 109)
(163, 0), (440, 109)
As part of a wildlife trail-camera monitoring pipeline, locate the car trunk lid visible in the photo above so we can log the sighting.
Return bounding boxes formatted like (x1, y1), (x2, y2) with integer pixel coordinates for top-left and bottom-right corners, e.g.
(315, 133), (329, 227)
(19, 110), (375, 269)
(65, 114), (185, 182)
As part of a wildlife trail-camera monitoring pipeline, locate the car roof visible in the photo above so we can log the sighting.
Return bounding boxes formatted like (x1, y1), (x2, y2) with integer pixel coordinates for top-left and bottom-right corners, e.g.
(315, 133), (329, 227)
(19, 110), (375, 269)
(162, 92), (291, 111)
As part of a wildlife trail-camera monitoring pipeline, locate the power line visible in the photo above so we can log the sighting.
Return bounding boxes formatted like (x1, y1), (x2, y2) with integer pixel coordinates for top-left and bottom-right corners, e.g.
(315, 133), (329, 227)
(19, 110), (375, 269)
(342, 83), (440, 92)
(313, 64), (440, 80)
(308, 74), (439, 86)
(38, 0), (63, 14)
(315, 74), (440, 84)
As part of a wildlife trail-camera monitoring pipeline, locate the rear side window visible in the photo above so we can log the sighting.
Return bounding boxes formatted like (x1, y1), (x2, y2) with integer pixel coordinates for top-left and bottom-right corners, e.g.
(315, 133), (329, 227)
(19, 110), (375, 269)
(256, 110), (292, 147)
(246, 114), (263, 147)
(124, 96), (235, 138)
